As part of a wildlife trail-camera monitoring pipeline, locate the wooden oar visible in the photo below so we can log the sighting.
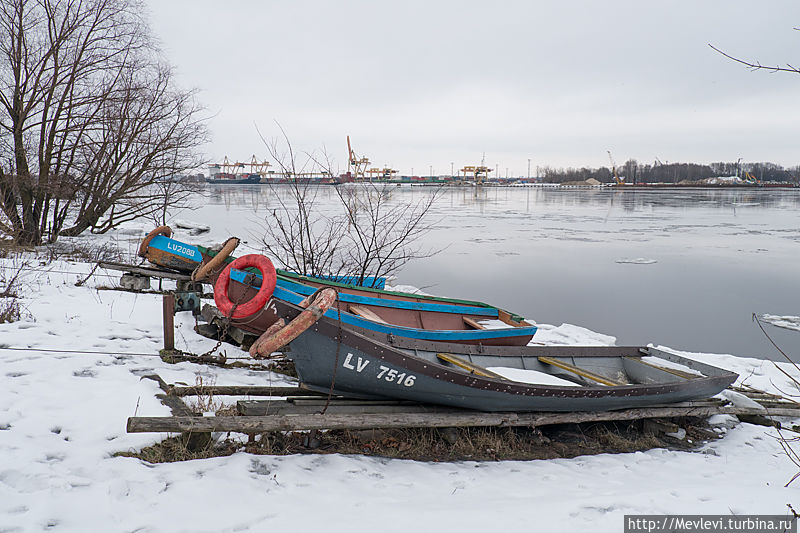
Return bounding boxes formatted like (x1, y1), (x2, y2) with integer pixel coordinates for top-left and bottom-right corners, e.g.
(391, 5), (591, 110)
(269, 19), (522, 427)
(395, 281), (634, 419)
(437, 353), (507, 380)
(537, 356), (623, 386)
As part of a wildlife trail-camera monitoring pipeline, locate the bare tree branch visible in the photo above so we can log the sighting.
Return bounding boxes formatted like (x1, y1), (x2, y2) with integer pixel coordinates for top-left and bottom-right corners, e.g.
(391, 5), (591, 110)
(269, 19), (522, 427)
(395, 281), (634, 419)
(708, 43), (800, 74)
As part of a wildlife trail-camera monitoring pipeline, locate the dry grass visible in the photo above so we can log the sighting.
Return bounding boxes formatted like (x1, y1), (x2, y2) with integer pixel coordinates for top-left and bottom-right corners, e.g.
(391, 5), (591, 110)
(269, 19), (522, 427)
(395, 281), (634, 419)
(182, 374), (225, 414)
(120, 419), (709, 464)
(0, 250), (29, 323)
(43, 240), (125, 264)
(115, 433), (237, 463)
(0, 297), (21, 323)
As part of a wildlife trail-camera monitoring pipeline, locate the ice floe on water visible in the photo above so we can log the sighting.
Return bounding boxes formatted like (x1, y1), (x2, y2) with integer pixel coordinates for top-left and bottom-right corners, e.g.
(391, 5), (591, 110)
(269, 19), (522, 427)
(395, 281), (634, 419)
(759, 314), (800, 332)
(615, 257), (658, 264)
(173, 218), (211, 235)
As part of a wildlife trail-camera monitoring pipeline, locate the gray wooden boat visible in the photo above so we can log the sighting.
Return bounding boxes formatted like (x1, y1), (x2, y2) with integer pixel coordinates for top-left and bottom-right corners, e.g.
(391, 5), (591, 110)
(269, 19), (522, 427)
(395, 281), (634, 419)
(272, 299), (738, 412)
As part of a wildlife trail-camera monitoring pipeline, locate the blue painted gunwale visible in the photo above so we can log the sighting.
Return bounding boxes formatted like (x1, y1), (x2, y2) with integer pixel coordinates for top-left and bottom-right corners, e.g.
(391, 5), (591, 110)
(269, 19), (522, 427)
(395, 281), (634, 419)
(264, 274), (497, 318)
(269, 284), (538, 343)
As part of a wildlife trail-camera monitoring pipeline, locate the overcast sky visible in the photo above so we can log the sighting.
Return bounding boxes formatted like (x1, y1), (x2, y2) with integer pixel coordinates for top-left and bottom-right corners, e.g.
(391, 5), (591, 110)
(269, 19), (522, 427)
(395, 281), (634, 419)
(146, 0), (800, 176)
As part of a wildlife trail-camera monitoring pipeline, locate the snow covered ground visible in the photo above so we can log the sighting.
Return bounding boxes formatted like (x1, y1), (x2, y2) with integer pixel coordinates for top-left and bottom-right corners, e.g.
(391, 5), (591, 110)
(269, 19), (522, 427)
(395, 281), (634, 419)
(1, 249), (799, 532)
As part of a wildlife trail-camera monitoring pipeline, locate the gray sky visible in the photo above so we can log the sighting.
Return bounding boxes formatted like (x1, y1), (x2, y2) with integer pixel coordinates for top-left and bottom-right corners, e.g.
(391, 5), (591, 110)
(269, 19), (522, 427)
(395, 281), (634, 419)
(146, 0), (800, 176)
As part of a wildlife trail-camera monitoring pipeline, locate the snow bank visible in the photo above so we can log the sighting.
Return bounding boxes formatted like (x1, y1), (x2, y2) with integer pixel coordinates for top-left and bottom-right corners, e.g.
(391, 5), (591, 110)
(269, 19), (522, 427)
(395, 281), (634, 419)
(0, 258), (798, 532)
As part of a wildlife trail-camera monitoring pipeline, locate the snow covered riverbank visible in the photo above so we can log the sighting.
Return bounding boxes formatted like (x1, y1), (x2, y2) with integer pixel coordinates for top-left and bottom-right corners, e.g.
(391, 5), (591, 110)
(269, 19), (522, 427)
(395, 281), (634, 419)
(1, 254), (798, 532)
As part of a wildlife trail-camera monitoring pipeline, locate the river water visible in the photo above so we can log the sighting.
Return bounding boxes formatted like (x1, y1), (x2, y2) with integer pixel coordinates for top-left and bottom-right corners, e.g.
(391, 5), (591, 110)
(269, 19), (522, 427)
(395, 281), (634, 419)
(197, 184), (800, 362)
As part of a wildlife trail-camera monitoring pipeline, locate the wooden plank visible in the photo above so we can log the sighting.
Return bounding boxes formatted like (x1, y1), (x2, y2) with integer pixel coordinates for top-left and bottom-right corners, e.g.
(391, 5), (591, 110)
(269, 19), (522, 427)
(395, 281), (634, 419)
(437, 352), (507, 379)
(127, 404), (800, 434)
(732, 387), (789, 400)
(753, 399), (800, 410)
(348, 305), (388, 324)
(462, 317), (486, 330)
(240, 398), (729, 416)
(237, 400), (461, 416)
(169, 385), (328, 397)
(288, 398), (414, 406)
(537, 356), (623, 386)
(99, 261), (192, 281)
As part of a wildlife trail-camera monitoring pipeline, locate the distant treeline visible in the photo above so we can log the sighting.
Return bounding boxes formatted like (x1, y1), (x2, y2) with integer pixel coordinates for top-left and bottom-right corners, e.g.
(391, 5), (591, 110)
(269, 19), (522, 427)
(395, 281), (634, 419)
(540, 161), (800, 184)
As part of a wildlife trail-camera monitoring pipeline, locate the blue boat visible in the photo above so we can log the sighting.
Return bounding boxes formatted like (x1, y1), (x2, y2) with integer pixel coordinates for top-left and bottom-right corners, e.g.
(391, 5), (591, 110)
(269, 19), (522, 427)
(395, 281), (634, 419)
(138, 229), (537, 346)
(141, 233), (387, 288)
(222, 268), (537, 347)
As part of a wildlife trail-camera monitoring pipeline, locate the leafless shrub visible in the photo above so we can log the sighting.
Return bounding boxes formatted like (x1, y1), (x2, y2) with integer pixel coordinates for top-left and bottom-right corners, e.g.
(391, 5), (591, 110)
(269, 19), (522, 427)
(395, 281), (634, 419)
(44, 241), (125, 264)
(255, 126), (348, 278)
(183, 374), (225, 415)
(150, 175), (206, 228)
(334, 182), (442, 286)
(752, 313), (800, 486)
(256, 130), (441, 286)
(0, 253), (29, 323)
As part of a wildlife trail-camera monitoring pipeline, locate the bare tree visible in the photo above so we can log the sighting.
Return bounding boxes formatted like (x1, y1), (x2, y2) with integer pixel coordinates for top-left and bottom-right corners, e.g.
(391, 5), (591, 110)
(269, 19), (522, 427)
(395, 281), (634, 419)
(256, 131), (442, 287)
(149, 152), (204, 227)
(0, 0), (207, 246)
(257, 128), (348, 278)
(334, 182), (442, 286)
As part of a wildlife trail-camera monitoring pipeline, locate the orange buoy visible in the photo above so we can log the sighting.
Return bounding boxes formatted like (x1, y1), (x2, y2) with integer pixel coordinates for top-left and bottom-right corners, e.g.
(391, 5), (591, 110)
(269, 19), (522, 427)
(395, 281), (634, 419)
(138, 226), (172, 258)
(249, 288), (337, 358)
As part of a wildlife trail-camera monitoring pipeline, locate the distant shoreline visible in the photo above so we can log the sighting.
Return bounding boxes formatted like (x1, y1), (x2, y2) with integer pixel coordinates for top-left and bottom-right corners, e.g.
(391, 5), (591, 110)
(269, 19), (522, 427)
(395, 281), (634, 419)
(204, 180), (799, 189)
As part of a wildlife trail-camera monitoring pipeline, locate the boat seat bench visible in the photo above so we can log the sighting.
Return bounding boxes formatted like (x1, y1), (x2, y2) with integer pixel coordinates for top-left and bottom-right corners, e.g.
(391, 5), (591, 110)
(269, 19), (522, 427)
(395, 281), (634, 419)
(348, 305), (389, 324)
(462, 317), (487, 330)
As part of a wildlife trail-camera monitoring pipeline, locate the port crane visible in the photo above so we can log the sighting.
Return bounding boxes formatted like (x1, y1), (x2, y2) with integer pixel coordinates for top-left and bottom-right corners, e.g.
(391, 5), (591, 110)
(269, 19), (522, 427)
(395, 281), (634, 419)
(607, 151), (625, 185)
(460, 165), (492, 184)
(211, 156), (271, 177)
(347, 136), (371, 180)
(245, 155), (271, 175)
(366, 167), (398, 180)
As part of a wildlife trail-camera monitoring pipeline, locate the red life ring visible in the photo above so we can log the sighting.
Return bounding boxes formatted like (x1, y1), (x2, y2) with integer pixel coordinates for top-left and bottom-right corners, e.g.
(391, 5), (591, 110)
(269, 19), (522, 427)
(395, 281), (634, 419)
(138, 226), (172, 257)
(213, 254), (277, 319)
(249, 288), (337, 358)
